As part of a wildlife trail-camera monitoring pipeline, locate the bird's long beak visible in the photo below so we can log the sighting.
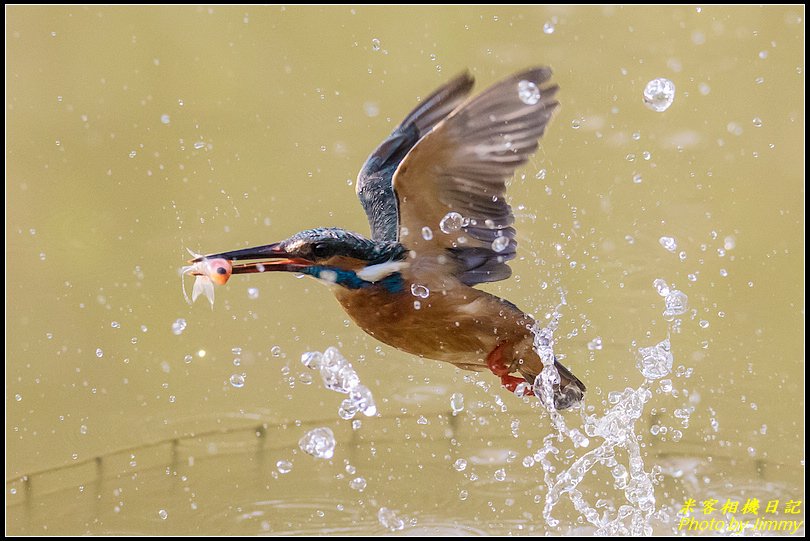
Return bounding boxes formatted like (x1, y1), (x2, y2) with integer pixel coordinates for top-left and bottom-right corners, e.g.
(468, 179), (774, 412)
(190, 243), (313, 275)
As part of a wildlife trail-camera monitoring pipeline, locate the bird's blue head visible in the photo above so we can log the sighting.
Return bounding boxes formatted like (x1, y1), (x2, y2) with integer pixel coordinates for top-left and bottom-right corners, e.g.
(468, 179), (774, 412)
(192, 228), (407, 292)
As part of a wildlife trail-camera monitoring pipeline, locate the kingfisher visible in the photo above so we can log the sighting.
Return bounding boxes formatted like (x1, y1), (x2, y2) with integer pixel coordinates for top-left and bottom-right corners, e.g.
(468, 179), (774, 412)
(187, 67), (585, 409)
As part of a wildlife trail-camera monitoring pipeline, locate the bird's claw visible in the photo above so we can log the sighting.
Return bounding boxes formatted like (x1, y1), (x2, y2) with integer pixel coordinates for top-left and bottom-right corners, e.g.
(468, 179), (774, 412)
(499, 374), (535, 396)
(486, 343), (534, 396)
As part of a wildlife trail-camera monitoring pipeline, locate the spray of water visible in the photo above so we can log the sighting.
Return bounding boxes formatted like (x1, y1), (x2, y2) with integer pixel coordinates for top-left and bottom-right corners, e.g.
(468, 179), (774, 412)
(531, 292), (661, 535)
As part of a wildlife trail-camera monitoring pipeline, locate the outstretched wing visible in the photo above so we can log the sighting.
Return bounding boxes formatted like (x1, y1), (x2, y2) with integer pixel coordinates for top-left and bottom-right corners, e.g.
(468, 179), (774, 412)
(392, 67), (559, 285)
(356, 72), (475, 242)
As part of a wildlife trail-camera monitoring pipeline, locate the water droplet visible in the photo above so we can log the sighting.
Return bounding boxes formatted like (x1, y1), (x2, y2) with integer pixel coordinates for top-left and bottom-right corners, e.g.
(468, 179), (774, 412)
(128, 150), (137, 158)
(636, 338), (673, 379)
(410, 284), (430, 298)
(653, 278), (671, 296)
(363, 101), (379, 117)
(699, 320), (710, 329)
(491, 236), (510, 253)
(535, 168), (547, 180)
(542, 21), (555, 34)
(643, 78), (676, 112)
(453, 458), (467, 471)
(271, 345), (282, 357)
(752, 117), (763, 127)
(298, 427), (336, 459)
(300, 351), (322, 369)
(658, 236), (677, 253)
(171, 318), (187, 336)
(450, 392), (464, 414)
(371, 38), (381, 51)
(377, 507), (405, 531)
(276, 460), (292, 474)
(14, 394), (22, 402)
(158, 509), (168, 520)
(95, 348), (104, 358)
(421, 226), (433, 240)
(439, 211), (464, 233)
(417, 415), (428, 425)
(184, 354), (193, 364)
(664, 290), (688, 317)
(229, 374), (245, 388)
(247, 287), (259, 299)
(517, 80), (540, 105)
(571, 118), (581, 129)
(193, 141), (206, 150)
(632, 173), (643, 184)
(349, 477), (367, 491)
(522, 456), (535, 468)
(587, 337), (603, 351)
(160, 114), (171, 125)
(111, 321), (120, 329)
(494, 468), (507, 481)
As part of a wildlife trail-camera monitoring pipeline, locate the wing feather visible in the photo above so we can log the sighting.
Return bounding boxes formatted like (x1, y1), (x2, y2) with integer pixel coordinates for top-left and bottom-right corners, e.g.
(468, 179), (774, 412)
(355, 72), (475, 242)
(392, 67), (559, 285)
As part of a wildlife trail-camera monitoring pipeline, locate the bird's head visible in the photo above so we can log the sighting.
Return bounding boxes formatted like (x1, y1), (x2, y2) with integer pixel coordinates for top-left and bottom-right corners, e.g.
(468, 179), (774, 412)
(190, 228), (407, 291)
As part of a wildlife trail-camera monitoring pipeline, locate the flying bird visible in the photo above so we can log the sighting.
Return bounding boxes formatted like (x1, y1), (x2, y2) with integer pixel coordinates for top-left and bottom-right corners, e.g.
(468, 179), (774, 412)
(187, 68), (585, 409)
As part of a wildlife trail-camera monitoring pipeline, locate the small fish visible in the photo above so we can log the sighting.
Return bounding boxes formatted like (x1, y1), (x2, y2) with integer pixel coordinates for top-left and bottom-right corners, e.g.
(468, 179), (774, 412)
(181, 249), (232, 306)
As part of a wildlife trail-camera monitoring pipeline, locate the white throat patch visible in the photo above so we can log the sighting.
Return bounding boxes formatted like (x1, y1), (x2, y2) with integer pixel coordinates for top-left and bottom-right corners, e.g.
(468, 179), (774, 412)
(356, 261), (410, 282)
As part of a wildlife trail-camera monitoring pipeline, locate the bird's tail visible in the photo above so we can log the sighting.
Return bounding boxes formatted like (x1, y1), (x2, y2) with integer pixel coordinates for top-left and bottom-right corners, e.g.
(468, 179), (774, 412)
(550, 358), (586, 410)
(519, 356), (586, 410)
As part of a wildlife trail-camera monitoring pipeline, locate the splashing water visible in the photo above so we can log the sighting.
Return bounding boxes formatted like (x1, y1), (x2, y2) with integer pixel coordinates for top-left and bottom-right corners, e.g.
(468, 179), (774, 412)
(300, 348), (377, 419)
(643, 78), (676, 112)
(530, 293), (661, 535)
(636, 338), (673, 380)
(377, 507), (405, 531)
(298, 427), (336, 459)
(517, 80), (541, 105)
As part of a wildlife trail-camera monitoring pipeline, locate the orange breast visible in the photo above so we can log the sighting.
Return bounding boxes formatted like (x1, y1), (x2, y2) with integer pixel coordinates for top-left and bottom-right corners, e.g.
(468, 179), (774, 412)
(333, 280), (535, 370)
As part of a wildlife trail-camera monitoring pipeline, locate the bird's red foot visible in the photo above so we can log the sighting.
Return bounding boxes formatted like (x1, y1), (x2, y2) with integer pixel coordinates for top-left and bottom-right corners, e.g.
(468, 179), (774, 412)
(486, 343), (534, 396)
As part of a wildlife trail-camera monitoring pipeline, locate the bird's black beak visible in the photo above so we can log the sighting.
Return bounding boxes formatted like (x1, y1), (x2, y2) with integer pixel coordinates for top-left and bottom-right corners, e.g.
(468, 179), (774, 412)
(190, 243), (314, 275)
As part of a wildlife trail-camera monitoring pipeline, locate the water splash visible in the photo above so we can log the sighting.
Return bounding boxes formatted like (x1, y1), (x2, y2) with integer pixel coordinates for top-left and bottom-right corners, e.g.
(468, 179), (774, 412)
(300, 348), (377, 419)
(377, 507), (405, 531)
(517, 80), (541, 105)
(298, 427), (336, 459)
(439, 211), (465, 233)
(643, 78), (676, 112)
(531, 293), (661, 535)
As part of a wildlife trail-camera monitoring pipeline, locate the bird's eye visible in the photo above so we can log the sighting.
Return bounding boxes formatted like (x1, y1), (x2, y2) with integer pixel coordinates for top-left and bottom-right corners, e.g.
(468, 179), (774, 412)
(312, 243), (329, 258)
(216, 267), (228, 275)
